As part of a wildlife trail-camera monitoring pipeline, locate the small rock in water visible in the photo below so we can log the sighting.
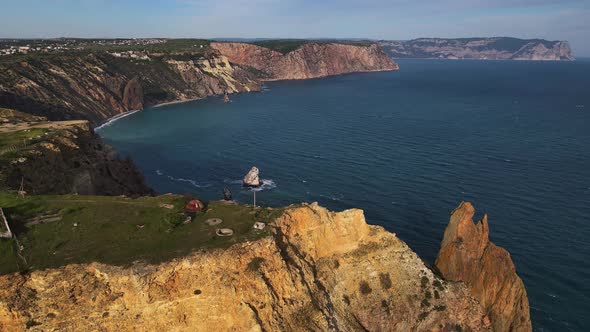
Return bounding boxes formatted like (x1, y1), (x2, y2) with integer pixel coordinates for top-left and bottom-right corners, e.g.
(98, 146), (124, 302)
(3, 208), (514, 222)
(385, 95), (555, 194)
(223, 187), (233, 201)
(243, 167), (261, 187)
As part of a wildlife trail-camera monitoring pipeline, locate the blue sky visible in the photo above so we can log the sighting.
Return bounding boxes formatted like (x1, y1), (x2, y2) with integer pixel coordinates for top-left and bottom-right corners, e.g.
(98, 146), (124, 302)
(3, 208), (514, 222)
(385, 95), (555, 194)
(1, 0), (589, 56)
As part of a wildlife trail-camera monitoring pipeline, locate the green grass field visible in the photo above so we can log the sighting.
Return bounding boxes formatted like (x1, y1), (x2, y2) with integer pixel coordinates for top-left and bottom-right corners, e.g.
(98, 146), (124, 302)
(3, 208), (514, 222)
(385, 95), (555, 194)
(252, 39), (374, 54)
(0, 193), (282, 275)
(0, 128), (49, 151)
(0, 39), (212, 65)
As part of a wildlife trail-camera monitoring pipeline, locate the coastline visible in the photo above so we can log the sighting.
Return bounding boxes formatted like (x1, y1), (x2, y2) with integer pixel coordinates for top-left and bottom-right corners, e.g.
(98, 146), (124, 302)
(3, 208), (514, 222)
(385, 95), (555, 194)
(93, 67), (399, 130)
(94, 97), (209, 131)
(260, 67), (399, 82)
(151, 97), (205, 108)
(94, 109), (142, 132)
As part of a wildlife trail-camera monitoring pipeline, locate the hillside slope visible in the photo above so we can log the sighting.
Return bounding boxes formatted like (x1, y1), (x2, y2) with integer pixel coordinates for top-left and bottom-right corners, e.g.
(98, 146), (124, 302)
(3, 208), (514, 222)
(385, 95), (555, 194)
(0, 52), (260, 125)
(0, 109), (152, 196)
(380, 37), (574, 61)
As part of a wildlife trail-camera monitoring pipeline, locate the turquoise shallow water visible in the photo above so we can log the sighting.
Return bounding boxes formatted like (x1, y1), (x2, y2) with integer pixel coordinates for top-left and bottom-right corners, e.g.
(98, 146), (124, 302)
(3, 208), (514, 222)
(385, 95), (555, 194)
(99, 59), (590, 331)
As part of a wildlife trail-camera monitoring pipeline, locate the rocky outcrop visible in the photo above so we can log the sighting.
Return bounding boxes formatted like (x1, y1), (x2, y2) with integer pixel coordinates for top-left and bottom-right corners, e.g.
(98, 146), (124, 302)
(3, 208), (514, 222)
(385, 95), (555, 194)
(435, 202), (532, 332)
(243, 166), (261, 187)
(0, 53), (260, 125)
(0, 203), (491, 331)
(211, 42), (399, 80)
(0, 116), (152, 196)
(380, 37), (574, 61)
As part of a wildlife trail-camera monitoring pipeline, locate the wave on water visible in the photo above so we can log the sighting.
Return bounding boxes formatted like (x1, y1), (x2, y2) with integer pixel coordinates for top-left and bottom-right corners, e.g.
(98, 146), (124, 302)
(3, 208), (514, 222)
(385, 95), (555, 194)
(223, 178), (277, 192)
(251, 179), (276, 192)
(319, 192), (344, 201)
(156, 169), (211, 188)
(94, 109), (141, 132)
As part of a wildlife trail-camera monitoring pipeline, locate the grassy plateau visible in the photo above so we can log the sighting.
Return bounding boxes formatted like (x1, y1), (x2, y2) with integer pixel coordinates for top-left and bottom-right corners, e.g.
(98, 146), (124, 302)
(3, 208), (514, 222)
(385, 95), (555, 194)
(0, 193), (283, 275)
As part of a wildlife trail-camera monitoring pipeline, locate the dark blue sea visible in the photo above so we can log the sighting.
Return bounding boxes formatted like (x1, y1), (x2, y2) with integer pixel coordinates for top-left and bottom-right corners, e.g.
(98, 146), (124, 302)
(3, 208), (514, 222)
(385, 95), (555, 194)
(98, 59), (590, 331)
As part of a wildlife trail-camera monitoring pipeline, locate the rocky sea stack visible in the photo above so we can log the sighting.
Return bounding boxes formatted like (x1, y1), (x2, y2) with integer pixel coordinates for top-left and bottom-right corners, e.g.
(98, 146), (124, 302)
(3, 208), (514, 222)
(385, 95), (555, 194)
(243, 166), (261, 187)
(436, 202), (532, 332)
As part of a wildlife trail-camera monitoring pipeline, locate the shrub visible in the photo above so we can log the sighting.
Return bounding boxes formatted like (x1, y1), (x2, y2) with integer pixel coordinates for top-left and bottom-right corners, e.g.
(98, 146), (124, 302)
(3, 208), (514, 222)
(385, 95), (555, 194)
(418, 312), (429, 321)
(420, 276), (429, 288)
(343, 295), (350, 305)
(359, 281), (372, 295)
(379, 273), (392, 289)
(432, 279), (444, 291)
(247, 257), (265, 272)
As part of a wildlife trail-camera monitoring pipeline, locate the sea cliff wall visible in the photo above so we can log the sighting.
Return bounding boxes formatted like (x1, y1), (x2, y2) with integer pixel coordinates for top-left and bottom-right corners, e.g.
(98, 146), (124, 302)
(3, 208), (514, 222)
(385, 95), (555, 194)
(211, 42), (399, 80)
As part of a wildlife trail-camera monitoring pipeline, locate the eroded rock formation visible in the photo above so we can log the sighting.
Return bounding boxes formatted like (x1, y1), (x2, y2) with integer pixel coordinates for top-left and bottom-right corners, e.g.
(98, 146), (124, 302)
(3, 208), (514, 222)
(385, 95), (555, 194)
(0, 203), (491, 331)
(211, 42), (399, 80)
(435, 202), (532, 332)
(243, 166), (261, 187)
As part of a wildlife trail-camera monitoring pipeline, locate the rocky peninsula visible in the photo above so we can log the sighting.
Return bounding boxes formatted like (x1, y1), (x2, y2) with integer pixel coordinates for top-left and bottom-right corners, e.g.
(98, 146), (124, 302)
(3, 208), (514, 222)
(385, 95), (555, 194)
(0, 201), (530, 331)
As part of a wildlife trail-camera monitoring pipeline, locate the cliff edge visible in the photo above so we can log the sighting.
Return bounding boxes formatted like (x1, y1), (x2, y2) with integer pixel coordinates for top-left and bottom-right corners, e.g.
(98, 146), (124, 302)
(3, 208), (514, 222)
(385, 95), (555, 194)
(0, 109), (152, 196)
(0, 203), (490, 331)
(211, 42), (399, 80)
(436, 202), (532, 332)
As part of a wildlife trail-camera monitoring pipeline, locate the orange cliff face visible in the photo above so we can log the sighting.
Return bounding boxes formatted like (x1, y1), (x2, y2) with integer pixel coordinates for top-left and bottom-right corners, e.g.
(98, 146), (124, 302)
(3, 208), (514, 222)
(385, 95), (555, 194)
(435, 202), (532, 332)
(0, 203), (491, 332)
(211, 42), (399, 81)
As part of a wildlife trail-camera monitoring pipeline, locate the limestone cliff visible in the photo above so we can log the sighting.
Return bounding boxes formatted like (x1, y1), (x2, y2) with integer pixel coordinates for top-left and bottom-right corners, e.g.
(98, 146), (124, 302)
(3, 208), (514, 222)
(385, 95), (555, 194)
(435, 202), (532, 332)
(211, 42), (399, 80)
(0, 203), (491, 331)
(0, 111), (152, 196)
(380, 37), (575, 61)
(0, 53), (260, 125)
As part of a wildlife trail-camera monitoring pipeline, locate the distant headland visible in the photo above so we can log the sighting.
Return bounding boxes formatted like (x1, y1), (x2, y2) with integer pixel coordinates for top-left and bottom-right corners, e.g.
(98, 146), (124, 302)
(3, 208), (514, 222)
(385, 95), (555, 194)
(379, 37), (574, 61)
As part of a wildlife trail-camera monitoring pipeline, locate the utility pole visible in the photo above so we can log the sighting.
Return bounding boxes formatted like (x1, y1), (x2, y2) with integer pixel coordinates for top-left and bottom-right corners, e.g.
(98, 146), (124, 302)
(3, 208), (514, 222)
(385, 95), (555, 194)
(253, 190), (256, 208)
